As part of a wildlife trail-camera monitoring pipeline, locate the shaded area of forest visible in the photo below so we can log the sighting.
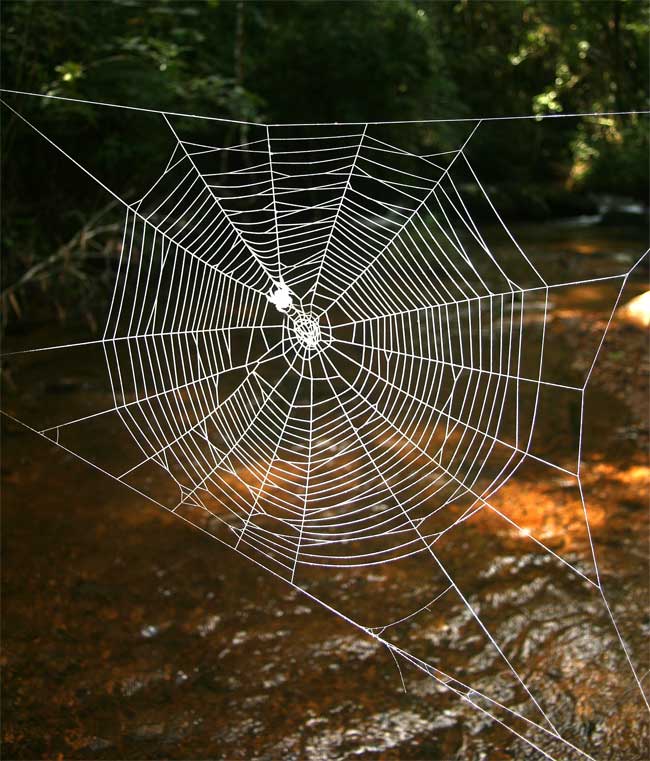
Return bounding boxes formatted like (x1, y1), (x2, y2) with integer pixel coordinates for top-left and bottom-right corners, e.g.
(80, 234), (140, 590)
(1, 0), (648, 326)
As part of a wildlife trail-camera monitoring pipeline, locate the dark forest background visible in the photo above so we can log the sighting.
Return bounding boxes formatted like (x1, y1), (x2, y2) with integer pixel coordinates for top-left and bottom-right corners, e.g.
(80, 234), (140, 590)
(1, 0), (648, 327)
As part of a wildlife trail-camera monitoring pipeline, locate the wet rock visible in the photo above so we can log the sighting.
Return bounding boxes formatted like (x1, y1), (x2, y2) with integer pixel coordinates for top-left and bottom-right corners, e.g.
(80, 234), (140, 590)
(86, 737), (112, 751)
(599, 208), (649, 227)
(132, 723), (165, 741)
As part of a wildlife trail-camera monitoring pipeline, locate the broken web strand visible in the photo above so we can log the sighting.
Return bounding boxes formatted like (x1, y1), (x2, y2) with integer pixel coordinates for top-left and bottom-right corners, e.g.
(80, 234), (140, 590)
(1, 90), (649, 759)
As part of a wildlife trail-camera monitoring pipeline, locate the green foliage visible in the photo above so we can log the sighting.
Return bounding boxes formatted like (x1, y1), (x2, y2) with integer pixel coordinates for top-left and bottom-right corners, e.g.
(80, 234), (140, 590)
(573, 116), (650, 197)
(2, 0), (647, 190)
(245, 1), (459, 124)
(1, 0), (648, 324)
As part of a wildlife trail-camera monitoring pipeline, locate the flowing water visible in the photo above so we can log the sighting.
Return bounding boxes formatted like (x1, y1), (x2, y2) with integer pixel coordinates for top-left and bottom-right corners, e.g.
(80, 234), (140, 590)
(2, 221), (649, 760)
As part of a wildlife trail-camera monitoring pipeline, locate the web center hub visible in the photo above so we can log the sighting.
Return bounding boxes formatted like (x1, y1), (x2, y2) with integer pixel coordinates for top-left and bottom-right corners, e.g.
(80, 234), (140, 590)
(267, 281), (330, 356)
(292, 311), (321, 348)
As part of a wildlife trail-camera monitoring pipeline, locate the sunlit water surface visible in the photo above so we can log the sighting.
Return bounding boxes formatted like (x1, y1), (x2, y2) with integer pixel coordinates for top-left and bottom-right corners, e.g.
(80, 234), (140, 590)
(2, 221), (649, 760)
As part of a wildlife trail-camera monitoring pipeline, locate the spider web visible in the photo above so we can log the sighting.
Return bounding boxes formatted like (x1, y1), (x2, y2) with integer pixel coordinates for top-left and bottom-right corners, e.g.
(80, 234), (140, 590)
(2, 92), (649, 759)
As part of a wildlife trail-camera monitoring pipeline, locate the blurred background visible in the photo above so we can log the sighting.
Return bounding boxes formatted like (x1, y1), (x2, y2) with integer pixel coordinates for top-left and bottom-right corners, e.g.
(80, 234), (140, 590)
(1, 2), (649, 760)
(1, 0), (648, 323)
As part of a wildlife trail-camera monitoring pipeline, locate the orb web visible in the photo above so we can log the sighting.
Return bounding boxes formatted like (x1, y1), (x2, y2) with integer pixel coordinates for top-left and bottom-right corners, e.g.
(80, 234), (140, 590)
(2, 91), (649, 760)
